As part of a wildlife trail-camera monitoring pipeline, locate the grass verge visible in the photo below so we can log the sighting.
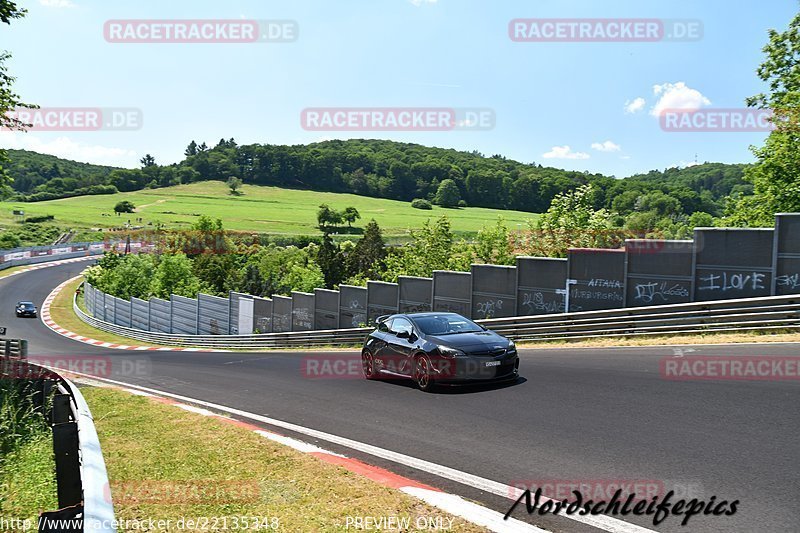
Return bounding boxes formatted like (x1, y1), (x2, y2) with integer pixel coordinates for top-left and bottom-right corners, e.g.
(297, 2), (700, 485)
(0, 380), (58, 526)
(48, 277), (181, 349)
(518, 329), (800, 349)
(0, 265), (31, 280)
(84, 386), (487, 532)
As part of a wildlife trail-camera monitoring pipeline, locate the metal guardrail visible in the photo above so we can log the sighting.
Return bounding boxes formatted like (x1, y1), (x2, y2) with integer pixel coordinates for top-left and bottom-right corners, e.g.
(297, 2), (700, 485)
(1, 338), (28, 357)
(0, 345), (116, 533)
(74, 289), (800, 348)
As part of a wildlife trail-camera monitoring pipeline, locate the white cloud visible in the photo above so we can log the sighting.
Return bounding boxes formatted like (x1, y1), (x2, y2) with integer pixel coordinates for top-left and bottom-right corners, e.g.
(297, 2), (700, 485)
(409, 0), (437, 5)
(542, 145), (590, 160)
(591, 140), (621, 152)
(624, 97), (646, 114)
(39, 0), (75, 7)
(650, 82), (711, 117)
(620, 155), (631, 160)
(0, 133), (137, 167)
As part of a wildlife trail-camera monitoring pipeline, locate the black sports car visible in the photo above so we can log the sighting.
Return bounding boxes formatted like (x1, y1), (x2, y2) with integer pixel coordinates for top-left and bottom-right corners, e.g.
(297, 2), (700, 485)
(15, 301), (37, 318)
(361, 312), (519, 392)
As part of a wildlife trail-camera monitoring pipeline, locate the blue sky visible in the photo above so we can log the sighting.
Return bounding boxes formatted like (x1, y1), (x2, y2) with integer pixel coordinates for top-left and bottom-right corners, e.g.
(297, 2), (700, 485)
(1, 0), (797, 176)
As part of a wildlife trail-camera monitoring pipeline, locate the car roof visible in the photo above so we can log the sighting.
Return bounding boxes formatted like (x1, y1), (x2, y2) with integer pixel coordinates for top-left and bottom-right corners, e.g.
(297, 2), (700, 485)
(389, 312), (464, 320)
(18, 301), (34, 305)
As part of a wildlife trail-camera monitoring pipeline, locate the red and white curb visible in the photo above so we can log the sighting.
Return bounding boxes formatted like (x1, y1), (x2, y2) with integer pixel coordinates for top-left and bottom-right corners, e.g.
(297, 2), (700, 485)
(61, 370), (548, 533)
(0, 255), (97, 279)
(41, 275), (223, 353)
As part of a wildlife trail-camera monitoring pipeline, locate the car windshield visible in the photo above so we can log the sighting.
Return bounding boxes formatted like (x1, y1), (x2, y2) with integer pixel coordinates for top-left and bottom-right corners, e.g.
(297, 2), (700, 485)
(19, 303), (34, 309)
(412, 314), (483, 335)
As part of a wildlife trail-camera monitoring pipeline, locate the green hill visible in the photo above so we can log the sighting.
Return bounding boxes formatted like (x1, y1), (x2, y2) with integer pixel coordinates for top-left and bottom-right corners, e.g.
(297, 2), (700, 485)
(0, 181), (538, 240)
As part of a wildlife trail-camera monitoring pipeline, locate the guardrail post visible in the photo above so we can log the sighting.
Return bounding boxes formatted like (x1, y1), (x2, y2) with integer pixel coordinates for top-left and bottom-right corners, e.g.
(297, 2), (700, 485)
(52, 420), (82, 508)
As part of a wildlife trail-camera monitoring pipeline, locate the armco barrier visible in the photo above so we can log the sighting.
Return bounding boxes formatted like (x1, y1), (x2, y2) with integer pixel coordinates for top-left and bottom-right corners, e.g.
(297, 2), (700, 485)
(0, 348), (115, 532)
(0, 241), (110, 272)
(74, 289), (800, 348)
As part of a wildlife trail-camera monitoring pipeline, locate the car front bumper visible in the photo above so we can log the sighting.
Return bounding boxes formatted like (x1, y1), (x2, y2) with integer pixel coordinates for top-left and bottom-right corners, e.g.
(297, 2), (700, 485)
(430, 353), (520, 384)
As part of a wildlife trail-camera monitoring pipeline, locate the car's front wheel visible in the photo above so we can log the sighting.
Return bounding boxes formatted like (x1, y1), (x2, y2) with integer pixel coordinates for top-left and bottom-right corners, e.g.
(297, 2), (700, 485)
(414, 354), (436, 393)
(362, 350), (377, 380)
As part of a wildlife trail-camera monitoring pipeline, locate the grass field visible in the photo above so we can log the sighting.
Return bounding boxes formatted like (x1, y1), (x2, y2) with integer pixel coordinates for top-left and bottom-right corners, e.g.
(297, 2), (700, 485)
(0, 181), (538, 238)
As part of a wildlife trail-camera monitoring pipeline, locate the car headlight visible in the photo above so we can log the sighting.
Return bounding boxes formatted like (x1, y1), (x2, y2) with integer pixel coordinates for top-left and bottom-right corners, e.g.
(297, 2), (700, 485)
(507, 340), (516, 352)
(438, 345), (465, 358)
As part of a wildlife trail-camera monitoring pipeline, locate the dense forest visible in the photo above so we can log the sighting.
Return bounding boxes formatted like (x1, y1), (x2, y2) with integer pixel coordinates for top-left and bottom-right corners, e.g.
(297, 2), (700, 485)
(3, 141), (748, 219)
(4, 149), (120, 200)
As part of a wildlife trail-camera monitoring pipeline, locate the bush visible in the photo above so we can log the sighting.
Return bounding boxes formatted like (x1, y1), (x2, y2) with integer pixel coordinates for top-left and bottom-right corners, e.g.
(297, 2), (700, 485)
(114, 200), (136, 214)
(0, 233), (21, 249)
(411, 198), (432, 210)
(22, 215), (54, 224)
(458, 200), (467, 208)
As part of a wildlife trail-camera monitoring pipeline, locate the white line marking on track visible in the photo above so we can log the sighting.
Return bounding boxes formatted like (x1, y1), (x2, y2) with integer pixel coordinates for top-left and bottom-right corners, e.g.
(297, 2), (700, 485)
(56, 369), (657, 533)
(402, 487), (547, 533)
(255, 430), (347, 457)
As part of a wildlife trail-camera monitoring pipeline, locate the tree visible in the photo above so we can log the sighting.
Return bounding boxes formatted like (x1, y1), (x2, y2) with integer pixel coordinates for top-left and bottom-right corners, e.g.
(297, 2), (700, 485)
(317, 204), (342, 230)
(227, 176), (243, 195)
(724, 12), (800, 225)
(185, 140), (198, 157)
(474, 217), (514, 265)
(434, 179), (461, 207)
(342, 206), (360, 227)
(317, 233), (344, 288)
(150, 253), (205, 299)
(380, 216), (461, 280)
(525, 184), (617, 257)
(114, 200), (136, 214)
(239, 263), (267, 296)
(0, 2), (33, 194)
(140, 154), (156, 168)
(347, 220), (386, 279)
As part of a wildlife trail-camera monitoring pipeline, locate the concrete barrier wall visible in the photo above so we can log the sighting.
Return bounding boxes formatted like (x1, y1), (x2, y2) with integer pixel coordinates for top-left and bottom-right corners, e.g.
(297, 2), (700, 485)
(471, 264), (517, 319)
(197, 293), (230, 335)
(432, 271), (471, 316)
(398, 276), (433, 313)
(515, 257), (567, 315)
(252, 297), (273, 334)
(131, 297), (149, 331)
(367, 281), (399, 325)
(229, 292), (254, 335)
(314, 289), (340, 330)
(84, 283), (95, 316)
(568, 249), (626, 312)
(112, 296), (132, 328)
(625, 240), (694, 307)
(693, 228), (774, 301)
(149, 298), (172, 333)
(339, 285), (367, 328)
(291, 292), (315, 331)
(272, 295), (292, 333)
(773, 213), (800, 295)
(170, 295), (198, 335)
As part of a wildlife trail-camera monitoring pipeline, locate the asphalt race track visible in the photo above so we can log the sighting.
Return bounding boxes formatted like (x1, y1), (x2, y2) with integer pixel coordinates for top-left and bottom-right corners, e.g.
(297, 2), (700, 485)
(3, 262), (799, 533)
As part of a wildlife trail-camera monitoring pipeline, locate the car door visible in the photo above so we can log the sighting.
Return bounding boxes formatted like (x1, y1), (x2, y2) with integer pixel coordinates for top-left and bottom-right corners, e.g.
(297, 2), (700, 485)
(385, 317), (416, 376)
(370, 318), (393, 363)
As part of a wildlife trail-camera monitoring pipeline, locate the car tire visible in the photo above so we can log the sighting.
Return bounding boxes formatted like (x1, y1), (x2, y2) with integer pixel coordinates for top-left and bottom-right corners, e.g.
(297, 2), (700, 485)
(362, 350), (378, 380)
(414, 354), (436, 393)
